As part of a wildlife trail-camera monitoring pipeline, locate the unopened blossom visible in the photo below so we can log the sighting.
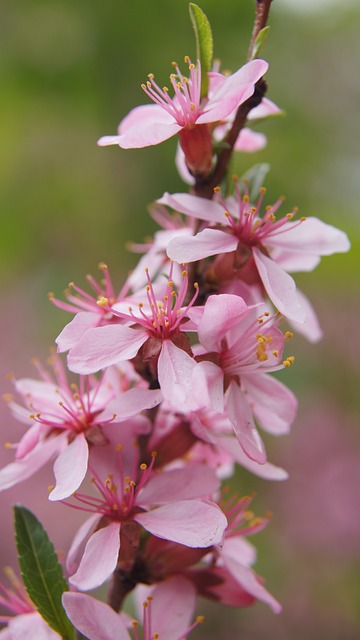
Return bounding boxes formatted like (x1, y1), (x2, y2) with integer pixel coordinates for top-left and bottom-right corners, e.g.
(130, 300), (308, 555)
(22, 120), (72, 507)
(0, 354), (161, 501)
(65, 437), (226, 591)
(67, 267), (200, 408)
(63, 576), (202, 640)
(0, 567), (60, 639)
(98, 57), (268, 175)
(186, 294), (298, 463)
(159, 183), (350, 323)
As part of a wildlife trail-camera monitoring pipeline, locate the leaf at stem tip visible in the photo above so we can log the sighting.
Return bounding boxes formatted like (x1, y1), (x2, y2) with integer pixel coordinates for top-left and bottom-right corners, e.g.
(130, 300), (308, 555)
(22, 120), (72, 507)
(239, 163), (271, 201)
(251, 26), (270, 60)
(14, 504), (74, 640)
(189, 3), (213, 100)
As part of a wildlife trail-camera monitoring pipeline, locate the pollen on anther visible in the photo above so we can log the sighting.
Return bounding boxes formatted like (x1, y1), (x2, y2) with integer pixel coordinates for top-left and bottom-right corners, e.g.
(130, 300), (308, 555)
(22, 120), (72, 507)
(140, 463), (147, 470)
(97, 296), (109, 307)
(285, 331), (293, 339)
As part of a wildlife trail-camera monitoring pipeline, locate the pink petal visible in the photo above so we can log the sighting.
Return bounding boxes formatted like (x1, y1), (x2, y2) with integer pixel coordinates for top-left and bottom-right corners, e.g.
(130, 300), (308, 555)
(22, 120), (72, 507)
(102, 387), (163, 422)
(69, 522), (121, 591)
(167, 228), (237, 263)
(225, 380), (267, 464)
(62, 592), (129, 640)
(197, 294), (250, 352)
(266, 217), (350, 255)
(16, 424), (42, 459)
(197, 59), (268, 123)
(158, 192), (225, 224)
(221, 555), (282, 614)
(189, 361), (224, 414)
(234, 127), (267, 152)
(221, 536), (257, 568)
(68, 324), (147, 374)
(56, 312), (99, 353)
(218, 435), (288, 481)
(253, 247), (306, 322)
(135, 499), (227, 547)
(8, 611), (61, 639)
(66, 514), (100, 575)
(143, 577), (196, 640)
(242, 373), (298, 436)
(99, 104), (182, 148)
(288, 288), (323, 343)
(49, 434), (89, 501)
(0, 433), (66, 491)
(137, 465), (219, 505)
(157, 340), (196, 409)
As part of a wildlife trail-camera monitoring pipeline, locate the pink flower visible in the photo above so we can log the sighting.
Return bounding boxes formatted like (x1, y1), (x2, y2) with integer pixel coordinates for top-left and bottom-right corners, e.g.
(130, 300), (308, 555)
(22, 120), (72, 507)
(98, 57), (268, 174)
(0, 567), (61, 639)
(0, 354), (162, 500)
(67, 267), (200, 408)
(65, 438), (226, 591)
(159, 183), (350, 323)
(63, 576), (202, 640)
(186, 294), (298, 463)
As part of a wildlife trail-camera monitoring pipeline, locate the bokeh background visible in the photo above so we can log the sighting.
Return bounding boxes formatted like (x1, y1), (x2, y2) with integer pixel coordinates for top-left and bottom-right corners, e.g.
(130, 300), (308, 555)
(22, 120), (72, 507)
(1, 0), (359, 637)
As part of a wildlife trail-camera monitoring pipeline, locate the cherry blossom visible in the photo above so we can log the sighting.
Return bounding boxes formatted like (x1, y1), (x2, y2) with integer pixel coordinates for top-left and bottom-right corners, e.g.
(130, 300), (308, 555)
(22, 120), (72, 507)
(0, 354), (162, 500)
(98, 57), (268, 175)
(159, 183), (350, 322)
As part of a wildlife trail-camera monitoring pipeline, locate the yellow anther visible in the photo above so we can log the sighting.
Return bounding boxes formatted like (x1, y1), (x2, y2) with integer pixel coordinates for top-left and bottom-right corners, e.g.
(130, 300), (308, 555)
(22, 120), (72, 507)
(249, 516), (263, 527)
(189, 63), (195, 69)
(256, 334), (266, 344)
(196, 615), (205, 623)
(132, 621), (139, 629)
(97, 296), (108, 307)
(269, 213), (276, 222)
(194, 282), (199, 289)
(181, 270), (187, 277)
(282, 355), (295, 367)
(213, 186), (221, 193)
(2, 394), (13, 403)
(141, 83), (146, 90)
(243, 195), (249, 203)
(172, 61), (178, 67)
(146, 285), (151, 292)
(152, 321), (157, 329)
(48, 292), (54, 300)
(184, 55), (190, 63)
(115, 444), (122, 451)
(300, 216), (307, 221)
(6, 372), (14, 380)
(98, 262), (107, 270)
(190, 102), (195, 110)
(147, 73), (154, 79)
(140, 463), (147, 470)
(224, 211), (230, 218)
(146, 81), (152, 89)
(4, 442), (12, 449)
(168, 280), (173, 287)
(272, 349), (279, 357)
(48, 485), (55, 492)
(244, 510), (254, 520)
(151, 450), (157, 458)
(257, 317), (264, 324)
(286, 213), (293, 219)
(169, 73), (176, 80)
(260, 187), (266, 194)
(163, 86), (169, 93)
(264, 311), (270, 316)
(285, 331), (293, 339)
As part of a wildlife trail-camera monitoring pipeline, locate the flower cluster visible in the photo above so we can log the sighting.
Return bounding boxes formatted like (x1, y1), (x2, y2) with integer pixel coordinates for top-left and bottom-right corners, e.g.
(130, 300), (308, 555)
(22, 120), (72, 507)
(0, 4), (350, 639)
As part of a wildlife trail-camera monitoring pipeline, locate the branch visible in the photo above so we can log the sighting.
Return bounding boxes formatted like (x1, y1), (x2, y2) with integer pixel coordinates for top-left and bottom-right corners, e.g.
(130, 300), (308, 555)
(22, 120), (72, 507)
(248, 0), (273, 61)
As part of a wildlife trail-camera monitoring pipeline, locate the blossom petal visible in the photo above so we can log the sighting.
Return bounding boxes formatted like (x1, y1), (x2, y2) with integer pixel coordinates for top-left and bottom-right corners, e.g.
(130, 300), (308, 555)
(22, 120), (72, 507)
(135, 499), (227, 547)
(242, 373), (298, 436)
(62, 592), (129, 640)
(253, 247), (306, 322)
(56, 312), (99, 353)
(0, 434), (66, 491)
(99, 104), (182, 148)
(266, 217), (350, 255)
(157, 340), (196, 409)
(66, 514), (100, 575)
(197, 59), (268, 123)
(8, 611), (61, 639)
(102, 387), (163, 422)
(167, 228), (237, 263)
(137, 577), (196, 640)
(197, 294), (250, 352)
(137, 465), (220, 505)
(158, 192), (225, 224)
(69, 522), (121, 591)
(68, 325), (147, 374)
(226, 380), (267, 464)
(49, 434), (89, 501)
(218, 435), (288, 480)
(221, 555), (282, 614)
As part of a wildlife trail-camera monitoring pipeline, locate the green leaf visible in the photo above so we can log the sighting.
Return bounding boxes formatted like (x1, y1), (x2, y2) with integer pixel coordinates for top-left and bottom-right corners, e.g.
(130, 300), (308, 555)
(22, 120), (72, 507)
(239, 163), (270, 200)
(189, 3), (213, 99)
(14, 505), (74, 640)
(250, 26), (270, 60)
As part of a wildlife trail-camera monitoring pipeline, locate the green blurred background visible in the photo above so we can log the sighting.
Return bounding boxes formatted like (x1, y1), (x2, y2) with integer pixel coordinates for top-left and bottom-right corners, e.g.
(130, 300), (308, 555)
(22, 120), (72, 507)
(1, 0), (359, 637)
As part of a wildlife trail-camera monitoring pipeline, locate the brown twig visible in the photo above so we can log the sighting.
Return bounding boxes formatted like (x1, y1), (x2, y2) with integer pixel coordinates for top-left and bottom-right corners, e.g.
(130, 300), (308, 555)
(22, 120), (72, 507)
(248, 0), (273, 61)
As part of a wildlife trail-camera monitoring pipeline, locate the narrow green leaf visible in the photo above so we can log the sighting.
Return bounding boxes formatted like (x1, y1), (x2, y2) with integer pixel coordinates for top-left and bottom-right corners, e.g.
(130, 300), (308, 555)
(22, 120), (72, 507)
(189, 3), (213, 99)
(14, 505), (74, 640)
(251, 26), (270, 60)
(239, 163), (270, 200)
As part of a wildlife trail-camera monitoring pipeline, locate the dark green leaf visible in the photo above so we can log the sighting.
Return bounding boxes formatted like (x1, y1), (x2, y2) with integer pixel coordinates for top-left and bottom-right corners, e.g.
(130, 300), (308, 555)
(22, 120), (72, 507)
(250, 26), (270, 60)
(239, 163), (270, 200)
(14, 505), (74, 640)
(189, 3), (213, 99)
